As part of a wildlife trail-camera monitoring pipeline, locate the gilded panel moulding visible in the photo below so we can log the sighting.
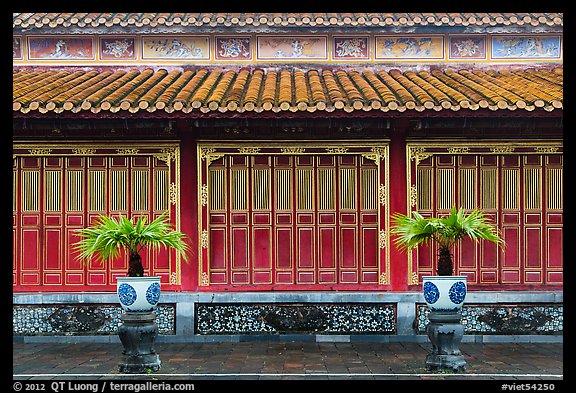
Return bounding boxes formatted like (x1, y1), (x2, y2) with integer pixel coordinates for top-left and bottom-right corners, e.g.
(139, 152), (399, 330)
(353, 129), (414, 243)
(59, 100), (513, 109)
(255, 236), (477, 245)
(170, 272), (178, 285)
(410, 271), (420, 285)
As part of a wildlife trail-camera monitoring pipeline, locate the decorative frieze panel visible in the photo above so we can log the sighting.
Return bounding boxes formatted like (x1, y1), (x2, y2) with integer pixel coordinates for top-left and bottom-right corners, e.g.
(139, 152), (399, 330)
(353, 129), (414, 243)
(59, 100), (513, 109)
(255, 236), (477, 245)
(14, 33), (562, 64)
(406, 142), (563, 287)
(13, 304), (175, 335)
(198, 143), (390, 289)
(416, 304), (563, 335)
(195, 303), (396, 334)
(13, 142), (182, 292)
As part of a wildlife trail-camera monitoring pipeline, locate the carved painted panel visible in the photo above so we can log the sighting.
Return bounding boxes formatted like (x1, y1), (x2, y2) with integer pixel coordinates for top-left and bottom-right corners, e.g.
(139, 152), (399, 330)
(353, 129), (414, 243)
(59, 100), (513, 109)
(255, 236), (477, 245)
(99, 36), (136, 60)
(27, 36), (95, 60)
(215, 36), (252, 60)
(257, 36), (328, 60)
(375, 35), (444, 60)
(332, 36), (370, 60)
(142, 35), (210, 59)
(449, 35), (487, 59)
(491, 35), (562, 59)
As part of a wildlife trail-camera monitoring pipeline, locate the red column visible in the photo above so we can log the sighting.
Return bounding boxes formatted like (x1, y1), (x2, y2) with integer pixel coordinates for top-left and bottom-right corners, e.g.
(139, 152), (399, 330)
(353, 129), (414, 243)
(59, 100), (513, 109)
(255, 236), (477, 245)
(388, 119), (409, 291)
(179, 131), (198, 291)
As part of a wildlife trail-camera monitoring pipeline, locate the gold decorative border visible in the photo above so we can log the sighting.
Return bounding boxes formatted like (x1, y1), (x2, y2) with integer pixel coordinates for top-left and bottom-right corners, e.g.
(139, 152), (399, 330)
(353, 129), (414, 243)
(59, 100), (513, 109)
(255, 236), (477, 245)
(197, 141), (390, 287)
(405, 140), (563, 285)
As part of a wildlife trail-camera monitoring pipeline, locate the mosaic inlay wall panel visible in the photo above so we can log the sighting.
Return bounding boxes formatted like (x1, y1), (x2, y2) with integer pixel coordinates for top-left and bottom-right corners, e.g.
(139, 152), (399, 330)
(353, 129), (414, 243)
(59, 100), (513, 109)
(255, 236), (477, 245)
(13, 33), (562, 63)
(13, 304), (175, 335)
(195, 303), (396, 334)
(416, 304), (563, 335)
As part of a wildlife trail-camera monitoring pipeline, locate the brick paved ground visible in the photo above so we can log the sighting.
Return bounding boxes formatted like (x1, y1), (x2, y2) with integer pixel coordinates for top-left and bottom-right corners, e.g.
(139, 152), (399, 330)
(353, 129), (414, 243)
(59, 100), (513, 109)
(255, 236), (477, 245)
(13, 342), (563, 381)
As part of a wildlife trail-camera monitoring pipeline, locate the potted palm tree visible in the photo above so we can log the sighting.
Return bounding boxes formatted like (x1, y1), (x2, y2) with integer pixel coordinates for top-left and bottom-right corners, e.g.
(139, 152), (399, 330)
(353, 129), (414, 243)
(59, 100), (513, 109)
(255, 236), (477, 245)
(74, 212), (190, 313)
(391, 206), (504, 372)
(391, 206), (504, 312)
(74, 212), (190, 373)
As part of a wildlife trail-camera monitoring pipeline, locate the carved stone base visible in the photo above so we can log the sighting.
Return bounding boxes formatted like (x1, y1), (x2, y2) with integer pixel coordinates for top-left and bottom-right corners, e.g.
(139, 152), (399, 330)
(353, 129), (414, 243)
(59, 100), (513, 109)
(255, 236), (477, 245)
(118, 312), (161, 373)
(425, 312), (467, 372)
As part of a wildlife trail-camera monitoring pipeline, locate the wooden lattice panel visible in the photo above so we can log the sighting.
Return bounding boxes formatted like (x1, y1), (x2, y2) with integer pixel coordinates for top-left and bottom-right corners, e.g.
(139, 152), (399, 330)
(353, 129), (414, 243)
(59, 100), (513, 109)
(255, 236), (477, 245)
(407, 142), (563, 287)
(198, 143), (389, 290)
(13, 143), (181, 292)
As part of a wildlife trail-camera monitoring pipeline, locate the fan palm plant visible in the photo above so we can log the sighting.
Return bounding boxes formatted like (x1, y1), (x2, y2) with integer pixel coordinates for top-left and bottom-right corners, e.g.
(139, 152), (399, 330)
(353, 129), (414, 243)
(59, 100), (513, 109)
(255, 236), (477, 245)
(74, 212), (190, 277)
(391, 206), (504, 276)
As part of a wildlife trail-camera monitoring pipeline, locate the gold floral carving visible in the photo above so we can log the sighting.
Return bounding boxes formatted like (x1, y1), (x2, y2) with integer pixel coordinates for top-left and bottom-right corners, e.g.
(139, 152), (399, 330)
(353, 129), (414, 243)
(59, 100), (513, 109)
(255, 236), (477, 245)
(116, 148), (140, 155)
(72, 148), (96, 155)
(490, 146), (515, 154)
(379, 184), (386, 206)
(409, 147), (432, 165)
(379, 230), (386, 249)
(200, 184), (209, 206)
(28, 148), (52, 155)
(410, 184), (418, 207)
(201, 230), (209, 249)
(238, 147), (260, 154)
(534, 146), (559, 153)
(280, 147), (306, 154)
(447, 146), (470, 154)
(154, 147), (178, 165)
(200, 272), (209, 286)
(326, 147), (348, 154)
(200, 147), (216, 159)
(379, 272), (388, 285)
(169, 182), (177, 205)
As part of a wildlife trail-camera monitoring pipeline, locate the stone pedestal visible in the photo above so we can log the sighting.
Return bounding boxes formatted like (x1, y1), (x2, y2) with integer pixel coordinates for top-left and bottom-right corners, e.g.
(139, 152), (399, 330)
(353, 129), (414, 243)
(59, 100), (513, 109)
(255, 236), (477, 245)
(118, 312), (161, 373)
(425, 311), (467, 372)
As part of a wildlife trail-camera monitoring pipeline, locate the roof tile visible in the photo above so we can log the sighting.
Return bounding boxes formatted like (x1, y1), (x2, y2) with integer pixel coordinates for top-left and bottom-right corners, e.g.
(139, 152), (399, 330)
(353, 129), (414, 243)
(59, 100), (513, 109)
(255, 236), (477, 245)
(13, 12), (563, 29)
(13, 66), (563, 114)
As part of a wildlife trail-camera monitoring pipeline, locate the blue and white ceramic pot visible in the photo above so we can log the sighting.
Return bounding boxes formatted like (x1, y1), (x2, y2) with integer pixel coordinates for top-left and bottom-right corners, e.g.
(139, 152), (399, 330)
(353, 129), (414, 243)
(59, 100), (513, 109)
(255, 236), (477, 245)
(116, 276), (161, 313)
(422, 276), (467, 313)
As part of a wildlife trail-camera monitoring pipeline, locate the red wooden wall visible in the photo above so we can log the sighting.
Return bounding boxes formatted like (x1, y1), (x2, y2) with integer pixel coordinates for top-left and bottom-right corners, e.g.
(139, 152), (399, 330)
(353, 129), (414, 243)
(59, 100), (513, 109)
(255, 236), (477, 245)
(13, 139), (563, 292)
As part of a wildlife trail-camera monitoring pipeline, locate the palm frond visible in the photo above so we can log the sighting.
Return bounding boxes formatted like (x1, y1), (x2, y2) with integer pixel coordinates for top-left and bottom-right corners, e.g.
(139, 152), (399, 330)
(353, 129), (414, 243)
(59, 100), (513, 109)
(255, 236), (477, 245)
(391, 206), (505, 252)
(73, 212), (190, 266)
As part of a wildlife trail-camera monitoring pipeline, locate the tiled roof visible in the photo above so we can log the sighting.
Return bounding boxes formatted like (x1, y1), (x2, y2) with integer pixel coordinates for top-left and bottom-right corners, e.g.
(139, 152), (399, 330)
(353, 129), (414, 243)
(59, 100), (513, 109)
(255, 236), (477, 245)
(13, 66), (563, 115)
(13, 13), (563, 29)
